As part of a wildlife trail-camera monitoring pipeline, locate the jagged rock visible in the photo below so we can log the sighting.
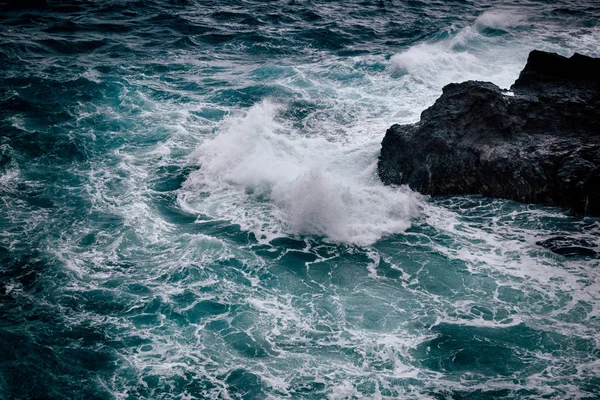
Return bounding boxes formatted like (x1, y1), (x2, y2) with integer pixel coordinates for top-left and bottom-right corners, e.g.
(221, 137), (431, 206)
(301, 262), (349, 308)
(378, 50), (600, 215)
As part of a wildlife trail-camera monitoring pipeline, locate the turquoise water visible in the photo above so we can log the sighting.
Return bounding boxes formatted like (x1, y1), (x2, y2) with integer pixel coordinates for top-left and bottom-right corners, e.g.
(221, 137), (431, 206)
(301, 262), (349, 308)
(1, 1), (600, 398)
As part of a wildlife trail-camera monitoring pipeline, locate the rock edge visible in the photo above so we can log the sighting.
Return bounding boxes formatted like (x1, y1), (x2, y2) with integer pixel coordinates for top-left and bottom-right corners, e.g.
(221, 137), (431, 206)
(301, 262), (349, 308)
(378, 50), (600, 216)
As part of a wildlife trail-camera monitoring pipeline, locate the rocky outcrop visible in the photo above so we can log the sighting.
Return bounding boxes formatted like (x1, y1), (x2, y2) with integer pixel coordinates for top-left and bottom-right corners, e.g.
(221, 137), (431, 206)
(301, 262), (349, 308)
(378, 50), (600, 215)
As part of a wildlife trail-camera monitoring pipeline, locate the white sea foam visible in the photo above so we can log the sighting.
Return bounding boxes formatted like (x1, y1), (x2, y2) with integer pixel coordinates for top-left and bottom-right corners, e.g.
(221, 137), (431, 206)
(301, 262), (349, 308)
(390, 23), (525, 94)
(180, 101), (418, 245)
(390, 8), (600, 106)
(473, 10), (526, 33)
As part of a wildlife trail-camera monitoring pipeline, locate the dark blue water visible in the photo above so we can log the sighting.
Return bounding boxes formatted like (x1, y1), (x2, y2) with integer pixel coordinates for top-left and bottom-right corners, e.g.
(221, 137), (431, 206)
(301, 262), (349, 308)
(1, 1), (600, 398)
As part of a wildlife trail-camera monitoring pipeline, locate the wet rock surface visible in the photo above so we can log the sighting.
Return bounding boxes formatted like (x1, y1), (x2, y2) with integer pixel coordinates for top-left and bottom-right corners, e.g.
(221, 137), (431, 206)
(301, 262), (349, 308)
(378, 50), (600, 215)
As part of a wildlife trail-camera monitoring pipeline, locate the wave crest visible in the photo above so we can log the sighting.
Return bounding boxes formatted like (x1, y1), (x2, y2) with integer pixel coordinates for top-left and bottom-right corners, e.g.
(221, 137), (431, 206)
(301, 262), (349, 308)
(180, 101), (418, 245)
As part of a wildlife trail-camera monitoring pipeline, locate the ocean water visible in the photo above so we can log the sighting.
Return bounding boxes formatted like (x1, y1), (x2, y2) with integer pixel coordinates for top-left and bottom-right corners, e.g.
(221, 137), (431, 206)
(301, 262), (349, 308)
(1, 0), (600, 398)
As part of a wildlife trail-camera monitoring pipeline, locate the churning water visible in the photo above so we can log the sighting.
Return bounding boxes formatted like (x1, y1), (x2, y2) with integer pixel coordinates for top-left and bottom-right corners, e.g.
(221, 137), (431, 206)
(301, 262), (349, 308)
(1, 0), (600, 398)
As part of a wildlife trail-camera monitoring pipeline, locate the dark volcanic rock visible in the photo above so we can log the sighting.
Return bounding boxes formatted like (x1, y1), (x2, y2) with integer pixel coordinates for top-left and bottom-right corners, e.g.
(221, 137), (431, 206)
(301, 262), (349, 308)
(378, 50), (600, 215)
(536, 236), (599, 258)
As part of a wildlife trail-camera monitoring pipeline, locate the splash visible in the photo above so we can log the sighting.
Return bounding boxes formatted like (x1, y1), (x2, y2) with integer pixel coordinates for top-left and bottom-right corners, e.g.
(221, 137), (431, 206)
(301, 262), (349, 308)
(390, 13), (527, 92)
(180, 101), (418, 245)
(473, 10), (526, 33)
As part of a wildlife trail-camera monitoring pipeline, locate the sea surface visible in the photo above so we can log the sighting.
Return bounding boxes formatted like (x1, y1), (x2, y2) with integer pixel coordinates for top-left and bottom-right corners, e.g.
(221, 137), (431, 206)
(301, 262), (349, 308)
(1, 0), (600, 399)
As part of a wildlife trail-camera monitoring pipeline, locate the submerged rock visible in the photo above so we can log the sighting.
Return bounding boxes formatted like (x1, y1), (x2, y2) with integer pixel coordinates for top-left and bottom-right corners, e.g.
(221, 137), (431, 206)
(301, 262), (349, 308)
(536, 236), (599, 258)
(378, 50), (600, 215)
